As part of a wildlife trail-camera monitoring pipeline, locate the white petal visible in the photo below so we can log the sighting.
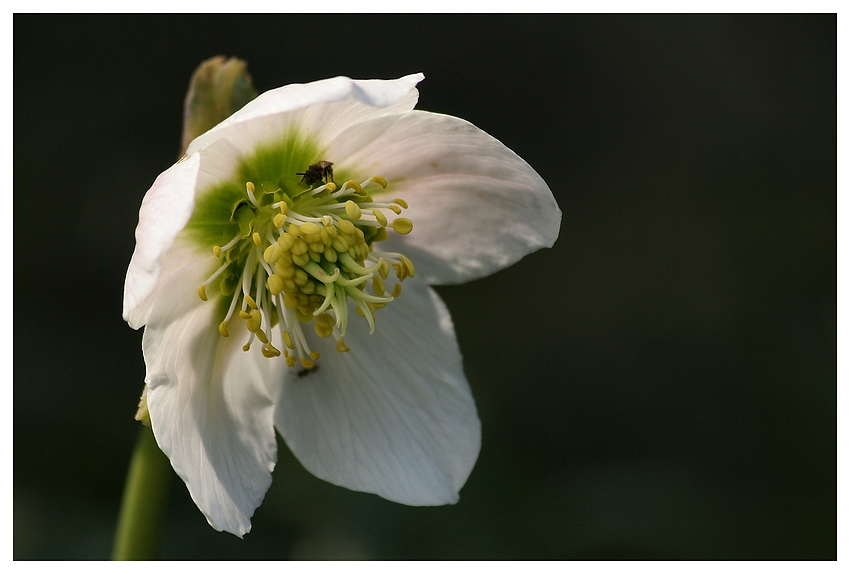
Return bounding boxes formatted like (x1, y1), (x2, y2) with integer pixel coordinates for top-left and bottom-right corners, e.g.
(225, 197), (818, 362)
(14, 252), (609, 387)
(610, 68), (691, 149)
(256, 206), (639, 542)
(144, 302), (280, 537)
(327, 110), (562, 285)
(274, 279), (480, 506)
(124, 239), (213, 330)
(123, 138), (243, 328)
(185, 74), (424, 158)
(122, 153), (201, 324)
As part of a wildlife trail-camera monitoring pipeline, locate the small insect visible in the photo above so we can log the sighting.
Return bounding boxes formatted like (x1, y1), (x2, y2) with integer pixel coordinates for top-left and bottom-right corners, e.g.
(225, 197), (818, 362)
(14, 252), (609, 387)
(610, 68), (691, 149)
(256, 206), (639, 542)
(296, 365), (319, 379)
(296, 161), (334, 186)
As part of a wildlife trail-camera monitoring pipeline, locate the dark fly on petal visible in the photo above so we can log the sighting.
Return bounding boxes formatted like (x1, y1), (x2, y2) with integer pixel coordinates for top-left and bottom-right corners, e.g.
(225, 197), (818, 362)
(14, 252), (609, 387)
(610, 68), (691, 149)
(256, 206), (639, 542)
(296, 161), (334, 185)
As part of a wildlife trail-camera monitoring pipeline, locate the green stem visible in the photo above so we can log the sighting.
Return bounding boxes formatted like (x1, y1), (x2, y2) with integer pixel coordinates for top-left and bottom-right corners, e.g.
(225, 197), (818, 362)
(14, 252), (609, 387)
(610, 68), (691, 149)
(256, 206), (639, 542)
(112, 425), (172, 560)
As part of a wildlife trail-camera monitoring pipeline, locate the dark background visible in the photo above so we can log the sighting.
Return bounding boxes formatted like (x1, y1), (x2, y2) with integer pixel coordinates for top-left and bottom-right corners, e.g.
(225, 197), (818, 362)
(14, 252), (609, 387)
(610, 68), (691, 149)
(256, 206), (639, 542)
(14, 14), (836, 559)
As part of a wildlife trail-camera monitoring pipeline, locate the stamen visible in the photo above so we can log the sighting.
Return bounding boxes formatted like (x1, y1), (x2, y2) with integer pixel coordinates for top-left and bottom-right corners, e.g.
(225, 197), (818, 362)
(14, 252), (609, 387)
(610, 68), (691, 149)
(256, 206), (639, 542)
(246, 182), (260, 207)
(198, 260), (232, 301)
(196, 172), (412, 369)
(391, 218), (413, 235)
(345, 201), (362, 219)
(368, 176), (388, 188)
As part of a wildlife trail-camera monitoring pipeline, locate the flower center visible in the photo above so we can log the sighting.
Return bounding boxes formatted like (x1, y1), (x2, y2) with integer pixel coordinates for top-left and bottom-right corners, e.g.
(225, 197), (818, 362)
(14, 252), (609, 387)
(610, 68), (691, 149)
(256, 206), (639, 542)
(196, 170), (414, 369)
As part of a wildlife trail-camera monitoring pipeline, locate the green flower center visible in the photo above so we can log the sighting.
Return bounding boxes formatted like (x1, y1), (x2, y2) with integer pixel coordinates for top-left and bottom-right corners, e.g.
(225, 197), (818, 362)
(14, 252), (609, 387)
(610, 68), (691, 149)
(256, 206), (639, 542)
(195, 165), (414, 370)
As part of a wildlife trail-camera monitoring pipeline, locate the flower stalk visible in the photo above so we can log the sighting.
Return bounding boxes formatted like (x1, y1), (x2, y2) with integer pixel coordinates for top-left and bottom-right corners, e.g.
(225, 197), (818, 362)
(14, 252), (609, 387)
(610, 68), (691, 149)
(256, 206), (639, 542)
(112, 425), (172, 560)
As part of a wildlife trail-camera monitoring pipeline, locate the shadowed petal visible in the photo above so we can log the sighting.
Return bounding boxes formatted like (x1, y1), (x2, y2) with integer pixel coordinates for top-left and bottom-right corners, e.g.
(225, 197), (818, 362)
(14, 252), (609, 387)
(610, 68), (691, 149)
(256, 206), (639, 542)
(143, 302), (280, 536)
(274, 279), (480, 506)
(124, 138), (243, 328)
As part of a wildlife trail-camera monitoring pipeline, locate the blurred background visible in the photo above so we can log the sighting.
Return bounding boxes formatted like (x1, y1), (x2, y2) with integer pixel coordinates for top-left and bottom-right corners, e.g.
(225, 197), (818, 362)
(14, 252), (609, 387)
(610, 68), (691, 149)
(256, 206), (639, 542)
(13, 14), (836, 559)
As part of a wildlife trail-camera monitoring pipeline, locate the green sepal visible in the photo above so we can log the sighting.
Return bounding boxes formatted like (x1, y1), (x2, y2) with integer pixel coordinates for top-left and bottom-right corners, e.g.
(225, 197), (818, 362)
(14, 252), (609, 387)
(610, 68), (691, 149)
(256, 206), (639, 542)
(290, 185), (313, 199)
(371, 227), (389, 243)
(181, 56), (258, 155)
(220, 271), (239, 296)
(232, 201), (257, 237)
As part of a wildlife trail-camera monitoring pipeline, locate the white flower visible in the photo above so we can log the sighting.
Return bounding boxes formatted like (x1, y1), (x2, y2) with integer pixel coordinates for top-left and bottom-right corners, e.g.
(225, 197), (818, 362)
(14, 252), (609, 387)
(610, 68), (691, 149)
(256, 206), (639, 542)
(123, 73), (561, 537)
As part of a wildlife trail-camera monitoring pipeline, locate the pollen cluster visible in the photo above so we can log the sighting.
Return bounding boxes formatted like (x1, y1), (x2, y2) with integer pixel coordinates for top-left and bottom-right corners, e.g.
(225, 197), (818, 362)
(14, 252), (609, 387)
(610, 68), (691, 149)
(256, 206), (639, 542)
(196, 171), (414, 370)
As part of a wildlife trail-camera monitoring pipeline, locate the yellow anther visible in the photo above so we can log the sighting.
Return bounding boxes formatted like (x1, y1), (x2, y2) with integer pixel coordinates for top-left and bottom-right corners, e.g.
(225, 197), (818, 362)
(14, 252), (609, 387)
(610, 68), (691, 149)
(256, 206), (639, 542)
(309, 351), (320, 361)
(279, 202), (288, 215)
(268, 274), (284, 295)
(291, 238), (309, 255)
(293, 268), (309, 286)
(336, 339), (350, 353)
(275, 264), (294, 280)
(239, 310), (252, 319)
(372, 275), (386, 296)
(283, 330), (294, 350)
(246, 182), (255, 192)
(372, 209), (388, 226)
(292, 252), (311, 266)
(288, 223), (302, 236)
(401, 255), (415, 278)
(314, 322), (333, 338)
(325, 182), (337, 192)
(388, 205), (402, 215)
(338, 219), (356, 235)
(276, 264), (295, 279)
(391, 218), (413, 235)
(322, 215), (334, 227)
(197, 285), (208, 301)
(252, 232), (262, 246)
(213, 245), (222, 257)
(300, 357), (315, 369)
(264, 244), (282, 264)
(370, 176), (388, 188)
(393, 198), (408, 209)
(245, 295), (258, 310)
(379, 259), (390, 279)
(246, 311), (262, 332)
(300, 222), (321, 235)
(325, 249), (338, 263)
(274, 213), (286, 228)
(391, 282), (402, 298)
(243, 343), (252, 352)
(256, 330), (269, 344)
(345, 179), (362, 193)
(278, 233), (295, 250)
(345, 200), (362, 219)
(218, 321), (229, 337)
(262, 344), (281, 358)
